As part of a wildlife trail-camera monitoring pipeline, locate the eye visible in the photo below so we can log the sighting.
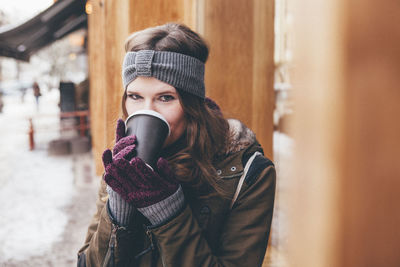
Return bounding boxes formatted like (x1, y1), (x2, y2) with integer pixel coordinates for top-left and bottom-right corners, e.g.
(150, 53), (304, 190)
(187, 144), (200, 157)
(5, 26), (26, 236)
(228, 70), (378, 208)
(159, 95), (176, 102)
(127, 94), (142, 100)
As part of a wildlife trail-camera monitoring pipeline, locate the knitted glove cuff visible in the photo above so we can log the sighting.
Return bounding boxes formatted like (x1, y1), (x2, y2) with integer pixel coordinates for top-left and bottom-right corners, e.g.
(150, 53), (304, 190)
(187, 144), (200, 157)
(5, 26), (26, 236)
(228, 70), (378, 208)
(137, 185), (185, 225)
(106, 185), (136, 226)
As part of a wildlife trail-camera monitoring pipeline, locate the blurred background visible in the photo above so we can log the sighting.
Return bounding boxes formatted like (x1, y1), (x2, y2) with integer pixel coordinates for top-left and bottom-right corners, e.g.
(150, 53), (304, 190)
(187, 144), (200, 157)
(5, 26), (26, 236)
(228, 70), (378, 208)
(0, 0), (398, 266)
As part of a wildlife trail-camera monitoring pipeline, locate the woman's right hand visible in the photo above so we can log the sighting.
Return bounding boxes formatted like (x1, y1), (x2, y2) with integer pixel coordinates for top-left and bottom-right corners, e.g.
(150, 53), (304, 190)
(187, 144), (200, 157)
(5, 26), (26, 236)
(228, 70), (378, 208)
(102, 119), (180, 212)
(102, 119), (137, 201)
(111, 118), (137, 159)
(100, 119), (138, 226)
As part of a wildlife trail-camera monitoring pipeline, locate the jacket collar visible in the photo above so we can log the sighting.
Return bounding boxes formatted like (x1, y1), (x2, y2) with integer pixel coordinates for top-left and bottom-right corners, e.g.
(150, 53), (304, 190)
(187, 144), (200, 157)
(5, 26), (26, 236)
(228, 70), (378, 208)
(214, 119), (260, 179)
(224, 119), (256, 155)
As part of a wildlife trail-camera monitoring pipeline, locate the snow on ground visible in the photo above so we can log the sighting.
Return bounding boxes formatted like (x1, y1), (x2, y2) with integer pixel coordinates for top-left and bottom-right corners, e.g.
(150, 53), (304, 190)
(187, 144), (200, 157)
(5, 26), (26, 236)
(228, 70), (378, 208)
(0, 89), (98, 265)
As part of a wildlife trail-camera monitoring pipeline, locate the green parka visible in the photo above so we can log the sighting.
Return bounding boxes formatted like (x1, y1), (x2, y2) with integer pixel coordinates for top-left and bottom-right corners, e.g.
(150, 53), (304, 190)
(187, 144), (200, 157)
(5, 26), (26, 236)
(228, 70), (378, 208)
(78, 119), (276, 267)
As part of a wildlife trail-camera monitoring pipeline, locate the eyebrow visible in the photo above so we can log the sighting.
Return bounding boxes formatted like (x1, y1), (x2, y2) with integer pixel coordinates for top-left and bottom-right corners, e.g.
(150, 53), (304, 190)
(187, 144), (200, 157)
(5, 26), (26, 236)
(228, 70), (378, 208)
(157, 90), (178, 95)
(126, 89), (178, 95)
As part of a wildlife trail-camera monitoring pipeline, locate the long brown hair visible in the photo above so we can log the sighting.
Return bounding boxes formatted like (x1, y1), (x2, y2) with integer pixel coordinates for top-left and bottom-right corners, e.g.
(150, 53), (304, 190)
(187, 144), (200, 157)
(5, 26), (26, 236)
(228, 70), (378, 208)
(122, 23), (230, 194)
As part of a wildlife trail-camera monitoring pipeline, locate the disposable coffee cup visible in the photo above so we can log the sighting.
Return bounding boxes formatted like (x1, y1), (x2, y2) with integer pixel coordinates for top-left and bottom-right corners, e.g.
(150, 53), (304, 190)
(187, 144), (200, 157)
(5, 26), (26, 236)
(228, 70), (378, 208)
(125, 110), (170, 169)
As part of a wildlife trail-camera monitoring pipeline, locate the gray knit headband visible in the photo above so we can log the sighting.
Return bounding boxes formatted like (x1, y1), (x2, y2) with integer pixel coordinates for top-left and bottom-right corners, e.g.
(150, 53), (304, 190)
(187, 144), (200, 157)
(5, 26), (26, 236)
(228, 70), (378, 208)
(122, 50), (205, 99)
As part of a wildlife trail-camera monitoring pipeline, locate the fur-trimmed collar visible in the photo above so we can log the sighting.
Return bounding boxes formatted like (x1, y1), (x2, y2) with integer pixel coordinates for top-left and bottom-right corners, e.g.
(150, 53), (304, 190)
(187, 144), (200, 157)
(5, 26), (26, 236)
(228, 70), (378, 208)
(224, 119), (256, 155)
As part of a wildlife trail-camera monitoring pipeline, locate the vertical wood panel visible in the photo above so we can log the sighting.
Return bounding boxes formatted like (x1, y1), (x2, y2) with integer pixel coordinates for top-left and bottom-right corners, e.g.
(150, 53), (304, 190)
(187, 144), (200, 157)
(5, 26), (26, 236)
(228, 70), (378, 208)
(103, 0), (130, 147)
(252, 0), (275, 158)
(203, 0), (274, 158)
(88, 0), (107, 175)
(128, 0), (195, 32)
(289, 0), (345, 266)
(289, 0), (400, 266)
(343, 0), (400, 266)
(204, 0), (254, 120)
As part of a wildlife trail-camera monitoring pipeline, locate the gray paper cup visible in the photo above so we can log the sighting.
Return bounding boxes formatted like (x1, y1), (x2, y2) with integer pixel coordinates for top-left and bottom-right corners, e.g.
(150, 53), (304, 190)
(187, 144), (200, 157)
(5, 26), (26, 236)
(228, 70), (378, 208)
(125, 110), (170, 168)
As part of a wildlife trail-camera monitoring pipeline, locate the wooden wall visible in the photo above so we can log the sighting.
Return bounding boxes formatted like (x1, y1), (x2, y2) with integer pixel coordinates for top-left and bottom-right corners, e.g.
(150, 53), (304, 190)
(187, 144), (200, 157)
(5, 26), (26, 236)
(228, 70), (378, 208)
(289, 0), (400, 266)
(203, 0), (275, 158)
(88, 0), (107, 176)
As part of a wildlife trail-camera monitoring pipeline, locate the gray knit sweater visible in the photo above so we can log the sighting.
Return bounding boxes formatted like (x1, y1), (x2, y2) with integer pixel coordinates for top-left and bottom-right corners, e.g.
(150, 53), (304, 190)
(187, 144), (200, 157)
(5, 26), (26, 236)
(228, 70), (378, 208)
(106, 185), (185, 226)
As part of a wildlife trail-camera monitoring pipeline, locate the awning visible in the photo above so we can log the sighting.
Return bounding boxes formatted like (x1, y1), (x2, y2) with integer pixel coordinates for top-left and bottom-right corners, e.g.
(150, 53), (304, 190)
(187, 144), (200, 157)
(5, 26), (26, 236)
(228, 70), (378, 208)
(0, 0), (87, 62)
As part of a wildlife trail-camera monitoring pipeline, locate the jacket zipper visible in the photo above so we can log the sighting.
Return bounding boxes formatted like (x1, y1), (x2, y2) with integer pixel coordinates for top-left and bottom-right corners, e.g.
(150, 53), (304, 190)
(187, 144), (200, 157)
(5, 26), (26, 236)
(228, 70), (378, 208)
(146, 229), (167, 267)
(145, 229), (154, 248)
(102, 225), (117, 267)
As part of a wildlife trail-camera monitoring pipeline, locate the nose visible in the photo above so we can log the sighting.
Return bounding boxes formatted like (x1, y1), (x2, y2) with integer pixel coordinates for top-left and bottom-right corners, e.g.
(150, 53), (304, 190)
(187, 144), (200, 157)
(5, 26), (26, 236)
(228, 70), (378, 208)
(143, 99), (156, 112)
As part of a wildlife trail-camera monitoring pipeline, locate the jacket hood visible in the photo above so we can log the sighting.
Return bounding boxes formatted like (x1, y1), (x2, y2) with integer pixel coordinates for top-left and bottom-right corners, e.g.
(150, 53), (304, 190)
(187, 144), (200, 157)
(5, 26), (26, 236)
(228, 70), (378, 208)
(224, 119), (256, 155)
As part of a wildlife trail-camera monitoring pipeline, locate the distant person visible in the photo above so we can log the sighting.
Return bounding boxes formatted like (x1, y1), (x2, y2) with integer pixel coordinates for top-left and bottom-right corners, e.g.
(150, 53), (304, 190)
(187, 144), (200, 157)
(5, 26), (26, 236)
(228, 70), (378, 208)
(78, 23), (276, 267)
(20, 87), (27, 103)
(32, 81), (41, 110)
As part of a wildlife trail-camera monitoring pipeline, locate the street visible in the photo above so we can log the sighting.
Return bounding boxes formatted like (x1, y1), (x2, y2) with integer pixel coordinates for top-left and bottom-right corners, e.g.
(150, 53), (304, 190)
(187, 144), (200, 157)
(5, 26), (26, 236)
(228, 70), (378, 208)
(0, 90), (98, 266)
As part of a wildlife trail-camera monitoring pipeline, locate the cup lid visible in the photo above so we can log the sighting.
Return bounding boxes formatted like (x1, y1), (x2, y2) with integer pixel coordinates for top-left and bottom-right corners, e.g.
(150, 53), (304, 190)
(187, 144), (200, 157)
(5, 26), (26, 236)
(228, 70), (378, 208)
(125, 109), (171, 136)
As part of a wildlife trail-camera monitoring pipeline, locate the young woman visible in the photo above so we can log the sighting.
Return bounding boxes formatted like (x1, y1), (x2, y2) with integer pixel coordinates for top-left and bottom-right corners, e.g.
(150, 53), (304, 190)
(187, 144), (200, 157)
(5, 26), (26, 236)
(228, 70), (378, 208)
(78, 22), (276, 267)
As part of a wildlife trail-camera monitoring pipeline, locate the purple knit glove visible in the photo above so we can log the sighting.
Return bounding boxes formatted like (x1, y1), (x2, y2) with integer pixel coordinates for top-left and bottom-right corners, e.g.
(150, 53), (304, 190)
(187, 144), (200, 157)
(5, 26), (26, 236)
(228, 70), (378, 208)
(103, 155), (179, 208)
(102, 118), (137, 202)
(112, 119), (137, 159)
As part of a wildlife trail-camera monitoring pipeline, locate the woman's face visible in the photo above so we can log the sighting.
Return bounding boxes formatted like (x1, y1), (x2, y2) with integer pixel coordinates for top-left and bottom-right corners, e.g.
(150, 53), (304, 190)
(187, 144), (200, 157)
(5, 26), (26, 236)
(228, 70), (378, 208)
(125, 77), (186, 147)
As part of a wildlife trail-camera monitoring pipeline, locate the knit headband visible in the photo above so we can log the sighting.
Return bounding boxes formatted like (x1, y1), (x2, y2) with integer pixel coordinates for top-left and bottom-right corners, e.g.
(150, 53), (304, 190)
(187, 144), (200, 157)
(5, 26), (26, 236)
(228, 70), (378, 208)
(122, 50), (205, 99)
